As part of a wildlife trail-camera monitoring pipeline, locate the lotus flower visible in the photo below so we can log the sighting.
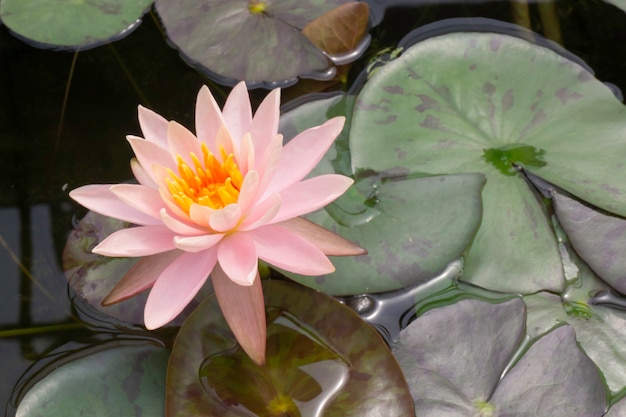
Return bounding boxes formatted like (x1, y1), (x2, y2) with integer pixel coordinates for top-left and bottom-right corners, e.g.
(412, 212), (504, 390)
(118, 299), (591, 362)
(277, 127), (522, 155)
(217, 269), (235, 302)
(70, 82), (365, 365)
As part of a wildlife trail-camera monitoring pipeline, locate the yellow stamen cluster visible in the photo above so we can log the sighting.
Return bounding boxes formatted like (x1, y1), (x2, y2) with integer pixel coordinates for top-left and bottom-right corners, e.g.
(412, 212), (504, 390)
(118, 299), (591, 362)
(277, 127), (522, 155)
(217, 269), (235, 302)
(166, 143), (243, 214)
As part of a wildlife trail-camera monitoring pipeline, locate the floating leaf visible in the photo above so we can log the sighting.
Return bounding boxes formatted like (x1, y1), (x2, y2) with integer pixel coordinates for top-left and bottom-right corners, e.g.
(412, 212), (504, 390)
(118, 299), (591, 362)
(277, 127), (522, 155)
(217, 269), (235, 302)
(154, 0), (366, 86)
(302, 2), (370, 56)
(0, 0), (152, 49)
(395, 298), (607, 416)
(279, 94), (484, 295)
(553, 189), (626, 294)
(166, 280), (414, 416)
(16, 343), (168, 417)
(349, 29), (626, 293)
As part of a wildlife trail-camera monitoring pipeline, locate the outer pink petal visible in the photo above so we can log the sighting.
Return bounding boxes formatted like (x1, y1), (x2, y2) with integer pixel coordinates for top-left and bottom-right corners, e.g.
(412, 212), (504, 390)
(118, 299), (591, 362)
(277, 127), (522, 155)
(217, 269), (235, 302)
(209, 204), (242, 232)
(102, 250), (182, 305)
(174, 233), (224, 252)
(131, 158), (157, 189)
(212, 265), (266, 365)
(271, 175), (354, 224)
(93, 225), (176, 257)
(217, 233), (258, 286)
(127, 136), (176, 183)
(240, 193), (281, 231)
(250, 87), (280, 161)
(70, 184), (161, 226)
(110, 184), (163, 220)
(157, 187), (191, 222)
(278, 217), (367, 256)
(138, 105), (169, 147)
(160, 208), (206, 235)
(257, 134), (284, 198)
(264, 117), (345, 196)
(167, 121), (202, 165)
(144, 250), (217, 329)
(195, 85), (226, 153)
(250, 224), (335, 275)
(222, 81), (252, 147)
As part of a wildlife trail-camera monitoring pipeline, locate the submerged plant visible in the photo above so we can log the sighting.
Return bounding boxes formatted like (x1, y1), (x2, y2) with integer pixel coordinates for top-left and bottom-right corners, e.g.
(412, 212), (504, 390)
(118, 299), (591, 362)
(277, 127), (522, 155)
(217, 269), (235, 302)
(69, 82), (365, 364)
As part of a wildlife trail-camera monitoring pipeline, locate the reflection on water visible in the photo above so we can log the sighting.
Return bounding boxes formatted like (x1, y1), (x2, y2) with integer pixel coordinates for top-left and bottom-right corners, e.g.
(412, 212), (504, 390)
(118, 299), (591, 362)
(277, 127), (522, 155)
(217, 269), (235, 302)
(200, 309), (350, 417)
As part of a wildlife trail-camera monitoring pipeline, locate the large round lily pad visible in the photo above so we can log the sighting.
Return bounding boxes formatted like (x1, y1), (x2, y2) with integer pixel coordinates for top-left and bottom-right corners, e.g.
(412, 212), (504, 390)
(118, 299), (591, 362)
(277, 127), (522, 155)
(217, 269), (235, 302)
(155, 0), (363, 86)
(279, 94), (484, 295)
(16, 343), (168, 417)
(0, 0), (152, 49)
(349, 28), (626, 294)
(166, 280), (414, 416)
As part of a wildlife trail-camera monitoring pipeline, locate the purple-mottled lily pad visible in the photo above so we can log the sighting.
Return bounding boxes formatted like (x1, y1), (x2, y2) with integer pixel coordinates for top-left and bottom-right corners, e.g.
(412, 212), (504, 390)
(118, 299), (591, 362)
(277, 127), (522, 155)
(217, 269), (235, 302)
(166, 280), (414, 417)
(553, 189), (626, 294)
(278, 94), (484, 295)
(349, 29), (626, 294)
(524, 234), (626, 395)
(394, 298), (607, 416)
(15, 343), (168, 417)
(0, 0), (152, 49)
(154, 0), (366, 87)
(63, 210), (211, 326)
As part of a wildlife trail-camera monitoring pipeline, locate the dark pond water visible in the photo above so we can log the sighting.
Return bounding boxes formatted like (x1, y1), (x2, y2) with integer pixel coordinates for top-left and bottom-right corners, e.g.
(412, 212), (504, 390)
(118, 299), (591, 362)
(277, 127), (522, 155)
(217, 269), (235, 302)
(2, 1), (626, 415)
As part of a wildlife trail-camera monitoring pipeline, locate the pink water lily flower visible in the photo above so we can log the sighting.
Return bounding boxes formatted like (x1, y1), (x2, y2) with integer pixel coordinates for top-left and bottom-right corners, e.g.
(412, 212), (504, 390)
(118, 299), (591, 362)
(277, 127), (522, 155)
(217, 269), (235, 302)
(70, 82), (365, 365)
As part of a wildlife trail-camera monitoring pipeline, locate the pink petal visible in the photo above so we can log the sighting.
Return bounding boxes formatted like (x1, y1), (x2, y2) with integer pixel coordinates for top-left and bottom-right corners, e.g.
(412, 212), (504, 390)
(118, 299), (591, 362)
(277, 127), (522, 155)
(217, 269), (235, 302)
(70, 184), (161, 226)
(264, 117), (345, 196)
(93, 225), (176, 257)
(215, 124), (235, 156)
(138, 105), (169, 147)
(279, 217), (367, 256)
(212, 265), (266, 365)
(237, 170), (260, 214)
(102, 250), (182, 305)
(160, 208), (206, 235)
(110, 184), (163, 220)
(209, 204), (242, 232)
(250, 87), (280, 160)
(144, 250), (217, 329)
(271, 175), (354, 224)
(222, 81), (253, 147)
(257, 134), (284, 198)
(195, 85), (226, 153)
(240, 193), (281, 231)
(167, 121), (202, 165)
(131, 158), (157, 189)
(127, 136), (176, 183)
(250, 224), (335, 275)
(217, 233), (258, 286)
(189, 203), (214, 229)
(174, 233), (224, 252)
(237, 132), (255, 173)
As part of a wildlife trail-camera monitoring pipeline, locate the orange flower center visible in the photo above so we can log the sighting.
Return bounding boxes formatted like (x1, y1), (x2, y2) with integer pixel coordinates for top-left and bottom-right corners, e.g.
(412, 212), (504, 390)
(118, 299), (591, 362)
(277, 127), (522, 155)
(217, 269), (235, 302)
(166, 143), (243, 214)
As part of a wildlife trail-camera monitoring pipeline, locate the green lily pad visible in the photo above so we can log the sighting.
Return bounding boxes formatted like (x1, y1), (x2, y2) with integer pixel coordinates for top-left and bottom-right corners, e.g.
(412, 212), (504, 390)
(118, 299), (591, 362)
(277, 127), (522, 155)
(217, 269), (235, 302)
(15, 343), (168, 417)
(154, 0), (364, 86)
(395, 298), (607, 416)
(0, 0), (153, 49)
(166, 280), (414, 416)
(63, 210), (212, 326)
(279, 94), (484, 295)
(349, 30), (626, 294)
(553, 189), (626, 295)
